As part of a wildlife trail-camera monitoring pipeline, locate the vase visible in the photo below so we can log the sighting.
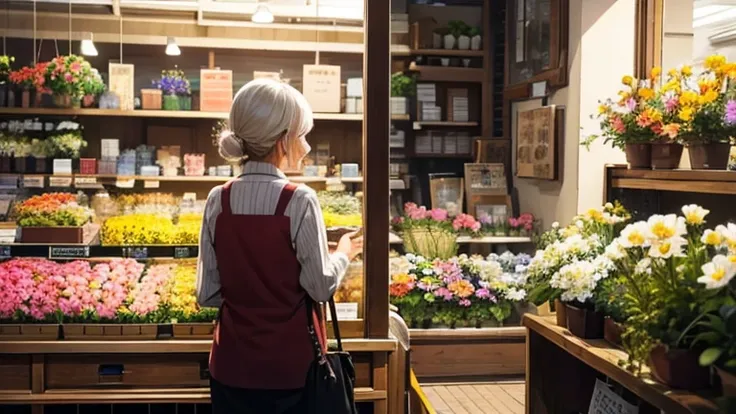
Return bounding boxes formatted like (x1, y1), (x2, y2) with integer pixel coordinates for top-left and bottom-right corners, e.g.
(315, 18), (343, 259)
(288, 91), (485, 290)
(565, 303), (604, 339)
(603, 317), (623, 347)
(162, 94), (181, 110)
(471, 35), (482, 50)
(624, 143), (651, 169)
(508, 229), (520, 236)
(0, 156), (11, 173)
(440, 58), (450, 67)
(443, 34), (456, 49)
(402, 228), (458, 260)
(716, 367), (736, 397)
(650, 141), (683, 169)
(21, 89), (31, 108)
(7, 88), (15, 107)
(648, 345), (711, 390)
(688, 142), (730, 170)
(53, 94), (73, 108)
(178, 95), (192, 110)
(0, 84), (7, 107)
(554, 299), (567, 328)
(82, 94), (96, 108)
(34, 91), (43, 107)
(457, 35), (471, 50)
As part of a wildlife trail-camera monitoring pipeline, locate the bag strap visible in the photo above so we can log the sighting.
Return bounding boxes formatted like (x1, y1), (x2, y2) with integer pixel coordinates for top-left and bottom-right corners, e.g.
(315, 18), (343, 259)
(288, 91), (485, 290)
(305, 297), (345, 355)
(328, 298), (343, 352)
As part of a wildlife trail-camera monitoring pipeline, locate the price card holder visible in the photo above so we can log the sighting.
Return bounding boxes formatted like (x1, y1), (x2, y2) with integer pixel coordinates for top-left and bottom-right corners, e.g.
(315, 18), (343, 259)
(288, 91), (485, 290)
(74, 176), (99, 189)
(125, 247), (148, 259)
(23, 175), (45, 188)
(49, 246), (90, 260)
(49, 176), (73, 188)
(143, 180), (160, 189)
(115, 178), (136, 189)
(588, 379), (638, 414)
(326, 302), (359, 321)
(0, 246), (11, 259)
(174, 247), (191, 259)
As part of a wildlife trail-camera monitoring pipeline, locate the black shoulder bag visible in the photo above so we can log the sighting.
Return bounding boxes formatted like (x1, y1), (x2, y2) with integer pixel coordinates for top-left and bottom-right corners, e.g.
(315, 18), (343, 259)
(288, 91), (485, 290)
(304, 298), (358, 414)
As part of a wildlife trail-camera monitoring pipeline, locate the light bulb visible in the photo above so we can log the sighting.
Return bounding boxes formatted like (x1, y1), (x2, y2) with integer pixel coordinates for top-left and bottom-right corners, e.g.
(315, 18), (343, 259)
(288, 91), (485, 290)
(252, 5), (274, 24)
(166, 37), (181, 56)
(80, 33), (98, 56)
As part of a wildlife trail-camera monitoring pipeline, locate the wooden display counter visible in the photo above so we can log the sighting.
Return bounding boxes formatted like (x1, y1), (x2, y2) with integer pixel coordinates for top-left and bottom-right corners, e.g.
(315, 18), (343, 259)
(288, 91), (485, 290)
(410, 327), (526, 380)
(0, 338), (398, 414)
(523, 314), (720, 414)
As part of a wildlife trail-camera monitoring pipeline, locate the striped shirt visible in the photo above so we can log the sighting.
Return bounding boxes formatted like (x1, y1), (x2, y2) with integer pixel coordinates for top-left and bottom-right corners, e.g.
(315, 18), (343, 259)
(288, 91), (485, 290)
(195, 161), (350, 308)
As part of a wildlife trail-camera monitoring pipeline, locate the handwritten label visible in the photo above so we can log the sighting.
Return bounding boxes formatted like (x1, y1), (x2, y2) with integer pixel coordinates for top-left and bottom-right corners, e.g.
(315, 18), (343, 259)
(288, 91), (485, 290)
(326, 303), (359, 321)
(174, 247), (191, 259)
(126, 247), (148, 259)
(115, 179), (135, 189)
(109, 63), (135, 110)
(49, 176), (73, 188)
(23, 175), (45, 188)
(302, 64), (341, 113)
(0, 246), (11, 259)
(143, 180), (160, 189)
(49, 246), (90, 259)
(74, 176), (99, 188)
(588, 379), (638, 414)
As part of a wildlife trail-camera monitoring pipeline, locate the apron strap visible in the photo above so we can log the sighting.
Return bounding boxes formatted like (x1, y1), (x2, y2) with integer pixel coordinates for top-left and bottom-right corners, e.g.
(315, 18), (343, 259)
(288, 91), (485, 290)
(221, 180), (235, 216)
(274, 183), (298, 216)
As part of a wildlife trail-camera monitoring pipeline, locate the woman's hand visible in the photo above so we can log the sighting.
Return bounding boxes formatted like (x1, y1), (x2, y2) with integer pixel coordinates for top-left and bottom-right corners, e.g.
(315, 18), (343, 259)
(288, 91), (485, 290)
(337, 231), (363, 261)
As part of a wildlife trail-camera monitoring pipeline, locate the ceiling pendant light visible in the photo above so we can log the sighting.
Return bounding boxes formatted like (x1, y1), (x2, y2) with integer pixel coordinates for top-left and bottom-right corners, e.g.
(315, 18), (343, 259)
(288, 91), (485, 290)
(252, 4), (274, 24)
(80, 32), (98, 56)
(165, 37), (181, 56)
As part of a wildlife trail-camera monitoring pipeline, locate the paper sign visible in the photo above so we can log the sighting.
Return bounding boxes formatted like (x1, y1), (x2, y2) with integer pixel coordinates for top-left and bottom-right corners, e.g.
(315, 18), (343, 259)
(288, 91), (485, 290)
(115, 179), (135, 189)
(302, 64), (341, 113)
(200, 69), (233, 112)
(49, 246), (90, 259)
(326, 303), (359, 321)
(109, 63), (135, 110)
(253, 71), (281, 81)
(532, 81), (548, 98)
(174, 247), (192, 259)
(588, 379), (639, 414)
(49, 176), (73, 188)
(74, 176), (99, 189)
(125, 247), (148, 259)
(23, 175), (45, 188)
(0, 229), (15, 244)
(143, 180), (160, 189)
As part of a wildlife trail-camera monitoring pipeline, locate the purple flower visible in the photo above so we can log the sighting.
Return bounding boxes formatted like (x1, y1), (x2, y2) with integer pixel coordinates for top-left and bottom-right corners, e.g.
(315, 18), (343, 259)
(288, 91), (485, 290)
(475, 288), (491, 299)
(626, 98), (637, 112)
(725, 100), (736, 125)
(434, 287), (453, 301)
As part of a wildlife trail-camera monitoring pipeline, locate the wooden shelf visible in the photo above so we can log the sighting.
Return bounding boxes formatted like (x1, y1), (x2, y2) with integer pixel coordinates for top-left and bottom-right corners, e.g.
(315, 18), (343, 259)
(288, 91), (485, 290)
(1, 173), (363, 185)
(409, 327), (526, 340)
(389, 235), (532, 245)
(523, 314), (719, 414)
(410, 48), (485, 57)
(408, 63), (484, 83)
(412, 153), (474, 159)
(609, 166), (736, 195)
(0, 108), (407, 122)
(414, 121), (479, 127)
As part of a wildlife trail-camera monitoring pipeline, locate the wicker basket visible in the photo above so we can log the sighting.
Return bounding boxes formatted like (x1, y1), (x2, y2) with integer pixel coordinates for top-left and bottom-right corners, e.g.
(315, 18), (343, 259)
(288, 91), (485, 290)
(140, 89), (162, 110)
(402, 228), (457, 259)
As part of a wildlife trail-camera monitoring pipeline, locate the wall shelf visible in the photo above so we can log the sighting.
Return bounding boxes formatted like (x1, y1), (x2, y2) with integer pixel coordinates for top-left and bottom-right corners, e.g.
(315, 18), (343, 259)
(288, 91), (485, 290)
(608, 166), (736, 195)
(408, 63), (484, 83)
(389, 235), (532, 245)
(0, 173), (363, 185)
(414, 121), (479, 128)
(410, 49), (485, 57)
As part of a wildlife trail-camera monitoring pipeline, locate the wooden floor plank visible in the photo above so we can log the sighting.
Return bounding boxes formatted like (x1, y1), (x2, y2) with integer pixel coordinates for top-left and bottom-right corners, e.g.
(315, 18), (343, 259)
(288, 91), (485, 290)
(461, 385), (502, 414)
(478, 383), (524, 414)
(500, 383), (525, 405)
(452, 385), (487, 414)
(432, 386), (469, 414)
(423, 386), (453, 413)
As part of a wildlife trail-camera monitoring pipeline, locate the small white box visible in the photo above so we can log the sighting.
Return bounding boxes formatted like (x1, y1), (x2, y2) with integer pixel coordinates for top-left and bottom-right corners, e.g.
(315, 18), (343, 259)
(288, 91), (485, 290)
(341, 163), (360, 178)
(390, 130), (405, 148)
(140, 165), (160, 176)
(346, 78), (363, 98)
(101, 139), (120, 158)
(53, 159), (72, 175)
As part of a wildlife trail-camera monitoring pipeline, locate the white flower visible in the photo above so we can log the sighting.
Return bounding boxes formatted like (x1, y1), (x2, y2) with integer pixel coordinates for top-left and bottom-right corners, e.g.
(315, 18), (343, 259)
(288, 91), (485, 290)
(602, 212), (625, 225)
(551, 221), (560, 229)
(476, 259), (502, 282)
(421, 268), (435, 276)
(551, 260), (602, 303)
(635, 258), (652, 275)
(389, 256), (412, 276)
(604, 239), (626, 260)
(701, 229), (724, 246)
(716, 223), (736, 253)
(575, 220), (584, 229)
(619, 221), (650, 248)
(648, 236), (687, 259)
(604, 202), (613, 209)
(698, 255), (736, 289)
(647, 214), (686, 241)
(681, 204), (709, 225)
(504, 287), (527, 301)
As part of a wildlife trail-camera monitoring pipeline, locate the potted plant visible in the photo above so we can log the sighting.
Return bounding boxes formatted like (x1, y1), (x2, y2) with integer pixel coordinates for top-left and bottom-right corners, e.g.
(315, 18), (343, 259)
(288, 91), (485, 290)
(688, 305), (736, 397)
(30, 138), (51, 173)
(44, 55), (94, 108)
(15, 193), (94, 243)
(0, 133), (14, 173)
(13, 139), (31, 173)
(469, 27), (482, 51)
(450, 21), (471, 50)
(9, 65), (40, 108)
(393, 203), (458, 260)
(0, 55), (14, 107)
(443, 22), (460, 49)
(644, 67), (685, 169)
(81, 68), (105, 108)
(156, 68), (192, 111)
(390, 72), (415, 116)
(432, 27), (446, 49)
(583, 71), (663, 169)
(551, 259), (609, 339)
(594, 276), (629, 346)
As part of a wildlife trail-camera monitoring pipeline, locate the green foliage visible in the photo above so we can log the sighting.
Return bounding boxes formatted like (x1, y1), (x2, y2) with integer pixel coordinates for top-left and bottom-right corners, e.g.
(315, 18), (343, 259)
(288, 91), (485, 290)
(468, 26), (481, 37)
(48, 132), (87, 159)
(448, 20), (471, 37)
(0, 55), (14, 84)
(391, 72), (416, 98)
(594, 275), (630, 323)
(686, 305), (736, 374)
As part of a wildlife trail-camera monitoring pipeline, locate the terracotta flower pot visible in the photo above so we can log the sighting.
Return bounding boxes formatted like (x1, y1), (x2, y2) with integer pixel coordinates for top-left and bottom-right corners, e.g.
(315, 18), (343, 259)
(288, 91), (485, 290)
(650, 142), (683, 169)
(554, 299), (567, 328)
(603, 317), (624, 347)
(21, 89), (31, 108)
(625, 143), (651, 169)
(688, 142), (731, 170)
(565, 303), (604, 339)
(716, 367), (736, 397)
(648, 345), (711, 390)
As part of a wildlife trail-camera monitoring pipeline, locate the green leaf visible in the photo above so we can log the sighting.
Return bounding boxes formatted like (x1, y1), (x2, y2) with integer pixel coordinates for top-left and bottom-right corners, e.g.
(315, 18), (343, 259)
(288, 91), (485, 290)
(699, 347), (724, 367)
(725, 358), (736, 369)
(692, 331), (722, 347)
(706, 314), (727, 334)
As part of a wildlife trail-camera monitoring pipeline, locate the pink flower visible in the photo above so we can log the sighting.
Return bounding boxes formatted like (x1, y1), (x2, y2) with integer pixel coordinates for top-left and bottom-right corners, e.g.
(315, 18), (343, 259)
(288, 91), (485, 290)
(626, 98), (637, 112)
(459, 299), (471, 307)
(428, 208), (448, 222)
(452, 214), (480, 233)
(64, 72), (73, 82)
(408, 206), (429, 220)
(611, 116), (626, 134)
(434, 287), (454, 301)
(508, 217), (519, 228)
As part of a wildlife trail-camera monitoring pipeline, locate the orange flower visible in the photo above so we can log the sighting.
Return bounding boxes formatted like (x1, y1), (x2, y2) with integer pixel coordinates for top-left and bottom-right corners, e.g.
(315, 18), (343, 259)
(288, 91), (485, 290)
(638, 87), (655, 100)
(661, 123), (681, 139)
(448, 280), (474, 298)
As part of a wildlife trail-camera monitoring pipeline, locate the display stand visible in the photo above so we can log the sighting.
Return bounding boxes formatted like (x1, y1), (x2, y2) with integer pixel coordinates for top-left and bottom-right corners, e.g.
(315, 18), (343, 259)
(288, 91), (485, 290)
(523, 314), (719, 414)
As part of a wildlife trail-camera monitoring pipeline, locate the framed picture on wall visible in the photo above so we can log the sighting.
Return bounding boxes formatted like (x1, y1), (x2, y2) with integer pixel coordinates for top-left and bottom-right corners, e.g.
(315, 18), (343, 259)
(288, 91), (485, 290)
(468, 194), (512, 228)
(464, 163), (507, 196)
(429, 174), (463, 216)
(516, 105), (559, 180)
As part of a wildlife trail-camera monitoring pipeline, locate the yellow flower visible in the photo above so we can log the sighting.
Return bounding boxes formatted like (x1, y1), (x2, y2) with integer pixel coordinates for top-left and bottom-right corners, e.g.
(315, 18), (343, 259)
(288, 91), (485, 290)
(681, 65), (693, 76)
(679, 90), (698, 106)
(678, 107), (694, 122)
(622, 75), (634, 86)
(585, 208), (603, 223)
(699, 90), (719, 105)
(638, 87), (655, 100)
(705, 55), (727, 71)
(392, 273), (414, 285)
(598, 104), (610, 115)
(89, 281), (101, 290)
(650, 67), (662, 79)
(668, 68), (679, 78)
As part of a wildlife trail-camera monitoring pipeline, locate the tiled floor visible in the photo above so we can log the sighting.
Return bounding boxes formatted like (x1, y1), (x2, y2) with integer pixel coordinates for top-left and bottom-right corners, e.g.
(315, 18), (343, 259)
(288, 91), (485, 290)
(422, 381), (525, 414)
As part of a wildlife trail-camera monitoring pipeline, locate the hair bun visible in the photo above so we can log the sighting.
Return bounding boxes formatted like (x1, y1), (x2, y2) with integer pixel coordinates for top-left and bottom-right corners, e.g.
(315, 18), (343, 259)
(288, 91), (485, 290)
(218, 130), (246, 161)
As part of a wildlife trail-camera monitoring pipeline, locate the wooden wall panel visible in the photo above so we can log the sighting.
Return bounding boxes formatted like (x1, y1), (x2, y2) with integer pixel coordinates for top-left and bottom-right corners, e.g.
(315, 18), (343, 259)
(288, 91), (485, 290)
(0, 355), (31, 392)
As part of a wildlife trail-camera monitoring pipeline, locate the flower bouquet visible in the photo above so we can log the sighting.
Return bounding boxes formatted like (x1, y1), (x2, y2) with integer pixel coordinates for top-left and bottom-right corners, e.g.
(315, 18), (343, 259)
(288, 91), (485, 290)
(15, 193), (94, 244)
(0, 55), (14, 107)
(9, 63), (46, 108)
(155, 68), (192, 111)
(80, 68), (105, 108)
(43, 55), (95, 108)
(318, 191), (363, 242)
(48, 132), (87, 159)
(394, 203), (458, 260)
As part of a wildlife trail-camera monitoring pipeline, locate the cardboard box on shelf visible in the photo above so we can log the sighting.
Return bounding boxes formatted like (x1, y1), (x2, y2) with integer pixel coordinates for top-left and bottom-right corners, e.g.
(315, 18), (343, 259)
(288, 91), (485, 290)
(200, 69), (233, 112)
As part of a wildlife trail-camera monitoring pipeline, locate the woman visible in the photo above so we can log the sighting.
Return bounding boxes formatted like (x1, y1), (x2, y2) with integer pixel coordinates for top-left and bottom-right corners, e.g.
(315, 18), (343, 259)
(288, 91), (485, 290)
(196, 79), (363, 414)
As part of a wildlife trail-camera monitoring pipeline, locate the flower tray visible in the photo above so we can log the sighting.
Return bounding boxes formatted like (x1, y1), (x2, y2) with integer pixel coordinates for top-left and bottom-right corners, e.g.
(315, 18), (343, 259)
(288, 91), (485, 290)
(0, 324), (59, 340)
(63, 324), (158, 341)
(20, 226), (83, 244)
(171, 323), (215, 339)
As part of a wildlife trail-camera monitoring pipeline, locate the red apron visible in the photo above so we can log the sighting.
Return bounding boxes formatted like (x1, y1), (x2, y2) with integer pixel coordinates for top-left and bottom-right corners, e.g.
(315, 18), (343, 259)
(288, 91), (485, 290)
(209, 179), (314, 390)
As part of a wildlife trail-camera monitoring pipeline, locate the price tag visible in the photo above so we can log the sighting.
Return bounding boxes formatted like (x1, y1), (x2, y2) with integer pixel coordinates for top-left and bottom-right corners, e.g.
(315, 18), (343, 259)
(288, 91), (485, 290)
(531, 81), (548, 98)
(49, 246), (90, 259)
(412, 121), (421, 130)
(174, 247), (191, 259)
(0, 229), (16, 244)
(0, 246), (11, 259)
(326, 302), (359, 321)
(143, 180), (160, 189)
(115, 178), (135, 189)
(49, 176), (73, 188)
(23, 175), (45, 188)
(588, 379), (638, 414)
(126, 247), (148, 259)
(74, 176), (99, 188)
